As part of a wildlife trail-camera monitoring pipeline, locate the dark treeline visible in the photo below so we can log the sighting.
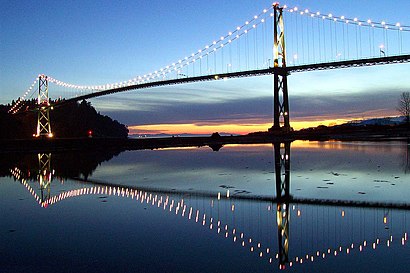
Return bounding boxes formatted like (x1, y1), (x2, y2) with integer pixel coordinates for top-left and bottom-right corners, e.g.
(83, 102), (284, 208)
(0, 99), (128, 139)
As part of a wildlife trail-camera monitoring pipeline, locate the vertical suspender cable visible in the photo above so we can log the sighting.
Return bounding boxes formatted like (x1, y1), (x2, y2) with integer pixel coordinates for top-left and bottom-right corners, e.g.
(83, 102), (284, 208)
(238, 37), (241, 70)
(335, 20), (338, 59)
(347, 22), (350, 59)
(368, 25), (372, 57)
(301, 13), (305, 63)
(359, 24), (362, 58)
(318, 17), (322, 62)
(312, 15), (316, 62)
(307, 15), (310, 63)
(329, 19), (333, 60)
(355, 24), (359, 58)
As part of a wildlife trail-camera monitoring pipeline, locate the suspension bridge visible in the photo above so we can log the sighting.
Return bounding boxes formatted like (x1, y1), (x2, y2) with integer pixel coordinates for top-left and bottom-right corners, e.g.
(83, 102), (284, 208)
(8, 142), (410, 270)
(7, 3), (410, 137)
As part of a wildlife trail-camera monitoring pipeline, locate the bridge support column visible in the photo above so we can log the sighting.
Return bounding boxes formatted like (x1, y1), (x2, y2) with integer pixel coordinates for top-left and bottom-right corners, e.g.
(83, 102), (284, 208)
(274, 142), (291, 268)
(35, 75), (53, 138)
(271, 4), (290, 132)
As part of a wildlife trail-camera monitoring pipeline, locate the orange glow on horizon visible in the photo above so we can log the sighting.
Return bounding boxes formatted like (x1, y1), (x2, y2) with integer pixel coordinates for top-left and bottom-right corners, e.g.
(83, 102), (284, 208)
(128, 119), (351, 135)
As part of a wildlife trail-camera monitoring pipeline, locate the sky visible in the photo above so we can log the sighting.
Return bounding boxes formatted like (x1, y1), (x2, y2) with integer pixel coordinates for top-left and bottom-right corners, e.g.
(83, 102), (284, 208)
(1, 0), (410, 135)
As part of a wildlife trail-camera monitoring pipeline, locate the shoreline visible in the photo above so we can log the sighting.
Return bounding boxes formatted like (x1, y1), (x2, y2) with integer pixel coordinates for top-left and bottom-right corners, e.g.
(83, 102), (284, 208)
(1, 128), (409, 153)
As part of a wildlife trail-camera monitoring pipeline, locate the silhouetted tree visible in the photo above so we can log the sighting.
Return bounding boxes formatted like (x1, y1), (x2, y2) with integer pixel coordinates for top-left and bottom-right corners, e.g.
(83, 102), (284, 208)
(397, 92), (410, 124)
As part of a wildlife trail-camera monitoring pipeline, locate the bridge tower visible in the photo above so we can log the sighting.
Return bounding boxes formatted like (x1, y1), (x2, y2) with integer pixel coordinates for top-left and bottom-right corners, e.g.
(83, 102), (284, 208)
(35, 75), (53, 138)
(271, 3), (290, 131)
(274, 142), (291, 267)
(38, 153), (52, 203)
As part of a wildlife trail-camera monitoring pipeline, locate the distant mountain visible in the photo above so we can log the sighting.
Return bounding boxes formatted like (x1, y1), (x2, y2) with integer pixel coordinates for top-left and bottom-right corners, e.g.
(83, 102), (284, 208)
(129, 132), (238, 138)
(347, 116), (406, 126)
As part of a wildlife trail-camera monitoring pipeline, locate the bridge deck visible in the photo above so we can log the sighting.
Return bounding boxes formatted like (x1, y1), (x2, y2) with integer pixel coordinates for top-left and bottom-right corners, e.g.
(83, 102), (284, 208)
(54, 54), (410, 105)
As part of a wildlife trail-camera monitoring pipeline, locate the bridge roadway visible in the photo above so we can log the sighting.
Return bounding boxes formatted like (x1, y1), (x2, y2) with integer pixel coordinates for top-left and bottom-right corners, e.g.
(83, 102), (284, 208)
(55, 54), (410, 106)
(73, 176), (410, 210)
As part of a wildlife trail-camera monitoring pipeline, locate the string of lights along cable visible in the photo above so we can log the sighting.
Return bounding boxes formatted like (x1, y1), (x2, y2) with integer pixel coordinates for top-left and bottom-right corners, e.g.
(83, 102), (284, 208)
(9, 3), (410, 113)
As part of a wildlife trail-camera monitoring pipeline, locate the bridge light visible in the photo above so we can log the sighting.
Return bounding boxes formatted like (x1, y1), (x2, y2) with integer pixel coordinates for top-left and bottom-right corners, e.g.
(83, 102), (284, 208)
(328, 13), (332, 18)
(245, 21), (249, 25)
(381, 21), (386, 25)
(354, 17), (358, 22)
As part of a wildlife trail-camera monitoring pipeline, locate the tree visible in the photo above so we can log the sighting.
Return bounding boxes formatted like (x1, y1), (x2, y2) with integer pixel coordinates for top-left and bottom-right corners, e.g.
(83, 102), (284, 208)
(397, 92), (410, 124)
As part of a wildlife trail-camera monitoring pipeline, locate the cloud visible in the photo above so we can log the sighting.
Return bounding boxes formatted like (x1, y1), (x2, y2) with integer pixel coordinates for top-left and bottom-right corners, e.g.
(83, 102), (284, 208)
(290, 88), (404, 120)
(100, 95), (273, 125)
(93, 70), (405, 126)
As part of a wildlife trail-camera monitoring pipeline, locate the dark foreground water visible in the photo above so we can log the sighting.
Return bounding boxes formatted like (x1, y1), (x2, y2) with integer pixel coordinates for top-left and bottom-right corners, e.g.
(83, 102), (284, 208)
(0, 141), (409, 272)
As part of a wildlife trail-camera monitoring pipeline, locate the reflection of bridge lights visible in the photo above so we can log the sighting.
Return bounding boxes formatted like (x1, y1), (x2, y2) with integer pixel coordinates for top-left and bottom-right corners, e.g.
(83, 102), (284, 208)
(10, 168), (410, 270)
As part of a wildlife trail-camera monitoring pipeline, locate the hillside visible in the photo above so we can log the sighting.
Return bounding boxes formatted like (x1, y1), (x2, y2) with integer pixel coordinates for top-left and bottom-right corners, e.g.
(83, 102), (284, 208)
(0, 100), (128, 139)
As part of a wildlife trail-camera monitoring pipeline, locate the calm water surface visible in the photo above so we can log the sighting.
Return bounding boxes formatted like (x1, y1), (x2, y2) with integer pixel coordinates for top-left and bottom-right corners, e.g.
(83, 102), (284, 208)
(0, 141), (409, 272)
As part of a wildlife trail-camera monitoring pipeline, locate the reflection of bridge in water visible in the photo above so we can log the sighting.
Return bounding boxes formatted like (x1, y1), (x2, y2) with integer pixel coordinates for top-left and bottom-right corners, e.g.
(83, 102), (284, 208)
(9, 142), (409, 270)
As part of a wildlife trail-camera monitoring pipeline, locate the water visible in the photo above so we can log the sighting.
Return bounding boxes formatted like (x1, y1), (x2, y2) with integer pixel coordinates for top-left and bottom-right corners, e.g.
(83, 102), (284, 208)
(0, 141), (409, 272)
